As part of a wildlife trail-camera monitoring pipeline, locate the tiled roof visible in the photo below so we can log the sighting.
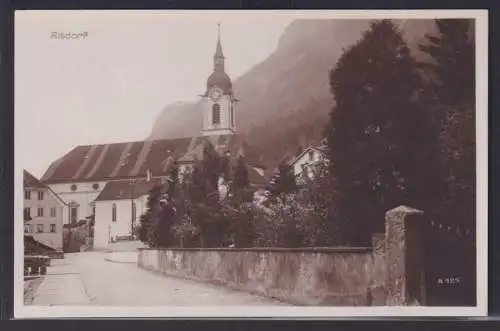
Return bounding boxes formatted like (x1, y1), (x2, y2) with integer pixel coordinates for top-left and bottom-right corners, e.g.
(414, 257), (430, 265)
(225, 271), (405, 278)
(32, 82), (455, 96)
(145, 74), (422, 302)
(42, 135), (265, 185)
(287, 145), (328, 167)
(95, 178), (165, 202)
(24, 170), (47, 189)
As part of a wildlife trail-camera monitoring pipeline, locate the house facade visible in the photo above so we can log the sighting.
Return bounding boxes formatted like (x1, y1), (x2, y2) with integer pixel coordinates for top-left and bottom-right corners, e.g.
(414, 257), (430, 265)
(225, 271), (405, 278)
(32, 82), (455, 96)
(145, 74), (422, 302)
(23, 170), (67, 251)
(288, 145), (328, 182)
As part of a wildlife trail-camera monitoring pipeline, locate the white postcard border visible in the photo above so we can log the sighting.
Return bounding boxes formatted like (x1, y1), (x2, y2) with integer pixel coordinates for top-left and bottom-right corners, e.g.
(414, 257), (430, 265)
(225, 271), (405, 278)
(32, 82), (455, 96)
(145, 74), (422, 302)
(13, 9), (488, 318)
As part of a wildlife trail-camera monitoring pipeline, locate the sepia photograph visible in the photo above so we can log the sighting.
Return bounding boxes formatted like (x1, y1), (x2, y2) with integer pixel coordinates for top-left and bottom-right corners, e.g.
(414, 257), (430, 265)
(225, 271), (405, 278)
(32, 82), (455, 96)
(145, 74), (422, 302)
(14, 10), (487, 318)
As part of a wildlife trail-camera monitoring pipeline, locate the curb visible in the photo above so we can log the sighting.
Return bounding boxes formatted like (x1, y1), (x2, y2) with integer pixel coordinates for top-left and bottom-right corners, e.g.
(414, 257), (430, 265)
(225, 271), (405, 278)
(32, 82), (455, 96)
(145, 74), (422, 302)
(104, 252), (138, 264)
(104, 257), (137, 264)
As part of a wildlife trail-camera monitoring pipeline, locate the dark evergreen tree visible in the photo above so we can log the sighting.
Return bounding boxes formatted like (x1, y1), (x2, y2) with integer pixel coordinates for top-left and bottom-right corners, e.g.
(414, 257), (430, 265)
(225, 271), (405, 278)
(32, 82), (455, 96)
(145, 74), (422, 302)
(155, 201), (176, 247)
(419, 19), (475, 233)
(267, 163), (297, 199)
(137, 184), (163, 245)
(189, 141), (226, 247)
(189, 160), (206, 204)
(233, 156), (250, 189)
(231, 156), (252, 203)
(419, 19), (474, 107)
(327, 20), (441, 245)
(150, 163), (182, 247)
(167, 162), (179, 198)
(201, 141), (221, 199)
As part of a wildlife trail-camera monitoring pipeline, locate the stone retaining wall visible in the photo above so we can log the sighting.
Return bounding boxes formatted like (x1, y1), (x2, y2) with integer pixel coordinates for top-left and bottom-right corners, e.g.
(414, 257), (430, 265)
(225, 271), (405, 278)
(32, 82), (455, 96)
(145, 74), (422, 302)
(138, 206), (425, 306)
(139, 246), (384, 306)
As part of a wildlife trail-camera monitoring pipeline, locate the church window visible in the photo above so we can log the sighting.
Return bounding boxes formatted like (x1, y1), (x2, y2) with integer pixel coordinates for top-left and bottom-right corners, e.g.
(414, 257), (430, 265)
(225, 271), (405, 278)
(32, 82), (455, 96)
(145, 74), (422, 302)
(70, 184), (77, 192)
(212, 103), (221, 125)
(112, 203), (117, 222)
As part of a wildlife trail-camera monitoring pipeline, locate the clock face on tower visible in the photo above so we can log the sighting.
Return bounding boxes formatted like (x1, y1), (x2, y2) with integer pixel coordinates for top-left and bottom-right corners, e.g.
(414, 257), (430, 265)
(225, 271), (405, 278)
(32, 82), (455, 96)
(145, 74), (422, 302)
(211, 88), (222, 101)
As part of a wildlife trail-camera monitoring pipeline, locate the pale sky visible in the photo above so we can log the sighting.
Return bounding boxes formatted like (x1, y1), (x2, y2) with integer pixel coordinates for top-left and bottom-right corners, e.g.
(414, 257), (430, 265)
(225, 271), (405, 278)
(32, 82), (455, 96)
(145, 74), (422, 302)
(15, 11), (294, 178)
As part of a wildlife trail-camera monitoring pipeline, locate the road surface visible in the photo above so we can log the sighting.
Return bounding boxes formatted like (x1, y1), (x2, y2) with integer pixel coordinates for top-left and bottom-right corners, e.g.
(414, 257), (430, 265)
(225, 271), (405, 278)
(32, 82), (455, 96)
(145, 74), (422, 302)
(31, 252), (289, 306)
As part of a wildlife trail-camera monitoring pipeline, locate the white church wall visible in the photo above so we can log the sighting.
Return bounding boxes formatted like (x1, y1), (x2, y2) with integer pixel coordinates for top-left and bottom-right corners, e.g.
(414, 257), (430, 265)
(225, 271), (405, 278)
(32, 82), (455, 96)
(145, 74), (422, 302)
(94, 196), (147, 250)
(48, 181), (107, 223)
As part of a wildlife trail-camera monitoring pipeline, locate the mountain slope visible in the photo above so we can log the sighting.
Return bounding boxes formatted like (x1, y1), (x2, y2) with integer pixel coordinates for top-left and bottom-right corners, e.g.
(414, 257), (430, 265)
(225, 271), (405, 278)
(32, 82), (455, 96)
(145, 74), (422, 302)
(149, 19), (437, 167)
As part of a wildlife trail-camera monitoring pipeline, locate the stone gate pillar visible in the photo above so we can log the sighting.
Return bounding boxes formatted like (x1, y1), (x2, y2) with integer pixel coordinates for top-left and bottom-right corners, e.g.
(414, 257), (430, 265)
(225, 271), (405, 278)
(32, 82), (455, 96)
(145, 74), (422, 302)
(385, 205), (426, 306)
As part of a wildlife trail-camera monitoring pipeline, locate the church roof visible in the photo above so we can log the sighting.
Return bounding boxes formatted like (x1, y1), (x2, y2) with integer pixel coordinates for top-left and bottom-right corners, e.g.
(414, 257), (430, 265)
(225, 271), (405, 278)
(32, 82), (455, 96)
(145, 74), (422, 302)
(215, 37), (224, 58)
(206, 23), (232, 95)
(95, 178), (165, 201)
(41, 134), (265, 185)
(206, 71), (232, 95)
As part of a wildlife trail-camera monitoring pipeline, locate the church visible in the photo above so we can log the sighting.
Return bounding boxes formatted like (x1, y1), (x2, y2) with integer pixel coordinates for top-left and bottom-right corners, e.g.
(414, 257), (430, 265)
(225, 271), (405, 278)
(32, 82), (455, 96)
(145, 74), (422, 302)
(40, 25), (268, 250)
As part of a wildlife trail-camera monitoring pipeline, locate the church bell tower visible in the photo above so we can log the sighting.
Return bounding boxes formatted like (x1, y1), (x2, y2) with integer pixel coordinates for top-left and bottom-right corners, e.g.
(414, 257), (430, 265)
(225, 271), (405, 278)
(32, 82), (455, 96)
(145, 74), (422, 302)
(201, 23), (237, 136)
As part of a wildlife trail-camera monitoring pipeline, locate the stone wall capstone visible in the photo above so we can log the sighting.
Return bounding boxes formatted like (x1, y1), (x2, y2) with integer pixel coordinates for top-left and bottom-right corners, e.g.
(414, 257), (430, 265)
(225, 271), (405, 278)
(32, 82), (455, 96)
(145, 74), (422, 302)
(385, 205), (425, 306)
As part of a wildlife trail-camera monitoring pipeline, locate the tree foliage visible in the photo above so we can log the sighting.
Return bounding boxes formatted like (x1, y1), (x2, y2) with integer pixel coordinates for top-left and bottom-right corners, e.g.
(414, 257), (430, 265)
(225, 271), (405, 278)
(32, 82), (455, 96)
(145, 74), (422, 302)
(230, 155), (253, 205)
(296, 163), (340, 246)
(137, 184), (164, 246)
(419, 19), (474, 107)
(419, 19), (476, 233)
(327, 20), (442, 244)
(267, 163), (297, 200)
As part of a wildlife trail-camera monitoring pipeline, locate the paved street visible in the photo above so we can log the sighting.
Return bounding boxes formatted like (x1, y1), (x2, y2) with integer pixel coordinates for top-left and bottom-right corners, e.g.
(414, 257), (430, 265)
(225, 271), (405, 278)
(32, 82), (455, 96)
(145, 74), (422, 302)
(31, 252), (289, 306)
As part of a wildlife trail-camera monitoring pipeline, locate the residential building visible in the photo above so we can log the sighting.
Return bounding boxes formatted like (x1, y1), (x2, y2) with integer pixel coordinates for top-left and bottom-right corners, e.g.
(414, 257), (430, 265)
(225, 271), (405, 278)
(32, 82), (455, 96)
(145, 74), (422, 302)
(288, 144), (328, 182)
(23, 170), (67, 251)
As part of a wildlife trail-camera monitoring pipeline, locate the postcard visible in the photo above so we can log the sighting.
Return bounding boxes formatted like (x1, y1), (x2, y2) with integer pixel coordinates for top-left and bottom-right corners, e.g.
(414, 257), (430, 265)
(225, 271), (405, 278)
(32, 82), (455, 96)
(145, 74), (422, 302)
(14, 9), (488, 318)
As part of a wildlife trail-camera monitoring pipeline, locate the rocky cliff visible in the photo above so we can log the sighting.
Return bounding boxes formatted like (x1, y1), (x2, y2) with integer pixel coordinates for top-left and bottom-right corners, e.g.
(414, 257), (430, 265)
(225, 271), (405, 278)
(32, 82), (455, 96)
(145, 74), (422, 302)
(149, 19), (437, 167)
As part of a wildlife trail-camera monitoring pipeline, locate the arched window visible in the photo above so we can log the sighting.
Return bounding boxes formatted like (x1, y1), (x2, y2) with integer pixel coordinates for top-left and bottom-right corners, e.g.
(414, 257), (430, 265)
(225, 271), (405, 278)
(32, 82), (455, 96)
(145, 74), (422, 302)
(132, 201), (136, 222)
(112, 203), (117, 222)
(212, 103), (221, 125)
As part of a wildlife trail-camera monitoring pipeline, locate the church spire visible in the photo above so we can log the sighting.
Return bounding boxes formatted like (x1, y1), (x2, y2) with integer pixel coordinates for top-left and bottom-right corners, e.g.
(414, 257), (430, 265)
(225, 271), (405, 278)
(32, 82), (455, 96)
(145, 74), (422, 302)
(214, 23), (225, 71)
